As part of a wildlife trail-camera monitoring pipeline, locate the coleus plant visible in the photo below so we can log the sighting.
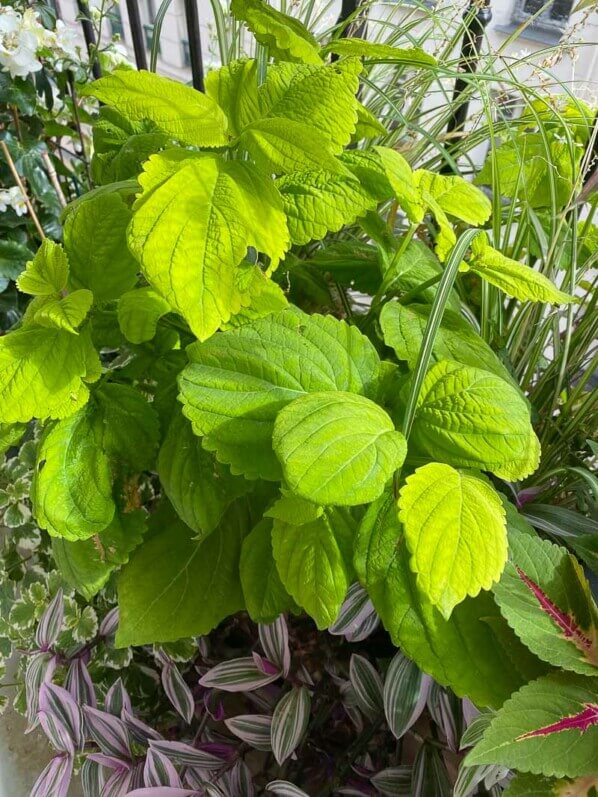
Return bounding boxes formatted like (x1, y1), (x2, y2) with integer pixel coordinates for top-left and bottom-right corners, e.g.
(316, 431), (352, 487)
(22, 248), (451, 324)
(0, 0), (596, 791)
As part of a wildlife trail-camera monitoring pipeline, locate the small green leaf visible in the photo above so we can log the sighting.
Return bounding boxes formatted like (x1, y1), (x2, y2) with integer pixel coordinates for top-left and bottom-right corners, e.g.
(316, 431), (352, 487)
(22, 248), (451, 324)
(231, 0), (322, 64)
(221, 268), (288, 328)
(0, 326), (100, 423)
(34, 409), (115, 541)
(129, 151), (289, 340)
(410, 359), (540, 480)
(16, 240), (69, 296)
(380, 301), (516, 384)
(272, 509), (354, 629)
(273, 391), (406, 506)
(355, 494), (546, 708)
(178, 308), (381, 480)
(374, 146), (425, 223)
(398, 463), (507, 618)
(321, 39), (437, 68)
(468, 232), (575, 304)
(241, 117), (343, 175)
(265, 494), (323, 525)
(117, 500), (252, 646)
(33, 289), (93, 334)
(204, 59), (259, 138)
(81, 69), (229, 147)
(117, 287), (171, 344)
(415, 170), (492, 226)
(240, 518), (297, 623)
(493, 531), (598, 675)
(465, 672), (598, 778)
(63, 191), (139, 303)
(158, 410), (251, 539)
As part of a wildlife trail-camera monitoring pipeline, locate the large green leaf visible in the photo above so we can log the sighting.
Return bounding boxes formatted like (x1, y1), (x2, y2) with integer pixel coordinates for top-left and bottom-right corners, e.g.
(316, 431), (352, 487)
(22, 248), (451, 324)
(273, 391), (406, 506)
(230, 0), (322, 64)
(466, 672), (598, 777)
(16, 239), (68, 296)
(321, 38), (437, 68)
(33, 409), (115, 541)
(380, 301), (516, 384)
(398, 464), (507, 618)
(276, 168), (377, 245)
(63, 191), (139, 303)
(0, 326), (100, 423)
(129, 151), (289, 341)
(468, 232), (575, 304)
(355, 493), (545, 708)
(410, 360), (540, 480)
(272, 509), (354, 629)
(204, 58), (259, 137)
(493, 531), (598, 675)
(259, 60), (361, 152)
(92, 383), (160, 473)
(240, 518), (297, 623)
(504, 773), (598, 796)
(240, 117), (342, 175)
(81, 69), (229, 147)
(52, 511), (146, 600)
(158, 410), (250, 539)
(117, 500), (253, 646)
(178, 308), (381, 480)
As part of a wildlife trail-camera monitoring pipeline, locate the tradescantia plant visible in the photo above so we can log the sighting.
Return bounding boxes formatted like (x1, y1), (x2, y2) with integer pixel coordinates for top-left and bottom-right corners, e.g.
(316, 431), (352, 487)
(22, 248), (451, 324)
(1, 0), (597, 793)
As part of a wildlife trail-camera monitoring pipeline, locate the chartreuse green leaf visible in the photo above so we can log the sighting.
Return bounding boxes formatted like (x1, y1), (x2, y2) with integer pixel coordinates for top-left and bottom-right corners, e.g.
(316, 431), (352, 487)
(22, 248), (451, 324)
(0, 326), (100, 423)
(272, 508), (354, 629)
(63, 190), (139, 303)
(468, 232), (575, 304)
(273, 392), (406, 506)
(353, 101), (387, 141)
(117, 287), (171, 344)
(16, 239), (68, 295)
(92, 383), (160, 473)
(33, 289), (93, 334)
(129, 151), (289, 341)
(466, 672), (598, 778)
(178, 308), (381, 480)
(414, 170), (492, 226)
(504, 773), (598, 796)
(265, 494), (323, 525)
(276, 169), (377, 245)
(0, 423), (26, 456)
(231, 0), (322, 65)
(204, 59), (259, 138)
(355, 493), (545, 708)
(493, 530), (598, 675)
(222, 268), (288, 328)
(380, 302), (516, 385)
(240, 117), (343, 175)
(338, 149), (395, 203)
(410, 359), (540, 480)
(158, 410), (251, 540)
(52, 511), (147, 600)
(259, 60), (361, 152)
(117, 499), (252, 646)
(240, 518), (297, 623)
(374, 147), (425, 223)
(81, 69), (229, 147)
(321, 38), (437, 68)
(398, 464), (507, 618)
(33, 408), (115, 541)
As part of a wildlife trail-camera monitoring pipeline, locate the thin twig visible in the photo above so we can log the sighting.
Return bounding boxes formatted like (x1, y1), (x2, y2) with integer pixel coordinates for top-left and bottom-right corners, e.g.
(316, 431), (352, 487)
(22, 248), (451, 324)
(0, 139), (45, 239)
(41, 151), (67, 208)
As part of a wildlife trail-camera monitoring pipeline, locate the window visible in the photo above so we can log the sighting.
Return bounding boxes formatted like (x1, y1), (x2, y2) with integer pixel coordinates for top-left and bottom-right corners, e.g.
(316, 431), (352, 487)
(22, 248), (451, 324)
(511, 0), (573, 35)
(182, 40), (190, 67)
(109, 6), (124, 40)
(144, 23), (159, 54)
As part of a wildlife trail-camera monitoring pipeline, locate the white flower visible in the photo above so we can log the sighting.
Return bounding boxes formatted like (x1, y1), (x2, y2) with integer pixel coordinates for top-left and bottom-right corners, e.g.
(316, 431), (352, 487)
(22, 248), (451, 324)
(53, 20), (80, 62)
(101, 42), (131, 73)
(0, 190), (11, 213)
(0, 8), (43, 78)
(7, 186), (27, 217)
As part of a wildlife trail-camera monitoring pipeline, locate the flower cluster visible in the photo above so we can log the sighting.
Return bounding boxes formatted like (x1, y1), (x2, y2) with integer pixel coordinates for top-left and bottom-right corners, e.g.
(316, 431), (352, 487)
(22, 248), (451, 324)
(0, 6), (79, 79)
(0, 185), (27, 216)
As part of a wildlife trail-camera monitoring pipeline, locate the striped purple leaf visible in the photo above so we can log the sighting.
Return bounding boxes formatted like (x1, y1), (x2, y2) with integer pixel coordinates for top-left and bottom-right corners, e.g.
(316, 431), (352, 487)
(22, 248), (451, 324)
(199, 657), (281, 692)
(349, 654), (383, 720)
(99, 607), (120, 637)
(224, 714), (273, 751)
(427, 683), (460, 752)
(65, 657), (96, 709)
(270, 687), (311, 765)
(224, 760), (255, 797)
(329, 583), (380, 642)
(30, 753), (73, 797)
(122, 709), (163, 745)
(39, 682), (83, 752)
(266, 781), (311, 796)
(126, 790), (199, 797)
(105, 678), (132, 717)
(80, 757), (105, 797)
(100, 768), (134, 797)
(259, 616), (291, 677)
(25, 650), (57, 728)
(87, 753), (131, 771)
(148, 739), (225, 770)
(83, 705), (132, 759)
(160, 659), (195, 724)
(35, 589), (64, 651)
(144, 747), (182, 788)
